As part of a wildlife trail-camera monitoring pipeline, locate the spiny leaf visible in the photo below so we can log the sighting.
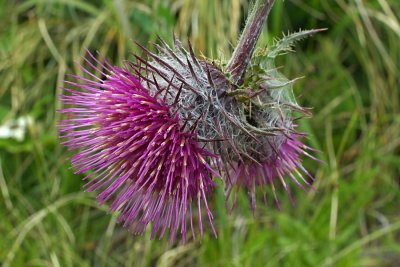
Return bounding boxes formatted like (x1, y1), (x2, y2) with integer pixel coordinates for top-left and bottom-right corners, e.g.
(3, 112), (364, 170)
(266, 28), (327, 59)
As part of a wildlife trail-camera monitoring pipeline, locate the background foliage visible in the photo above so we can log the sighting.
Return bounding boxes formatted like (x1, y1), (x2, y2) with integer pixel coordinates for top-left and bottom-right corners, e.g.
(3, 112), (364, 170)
(0, 0), (399, 266)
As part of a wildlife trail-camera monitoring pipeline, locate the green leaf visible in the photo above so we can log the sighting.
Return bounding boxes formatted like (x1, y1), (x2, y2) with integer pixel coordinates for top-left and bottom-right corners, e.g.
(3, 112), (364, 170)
(266, 28), (327, 59)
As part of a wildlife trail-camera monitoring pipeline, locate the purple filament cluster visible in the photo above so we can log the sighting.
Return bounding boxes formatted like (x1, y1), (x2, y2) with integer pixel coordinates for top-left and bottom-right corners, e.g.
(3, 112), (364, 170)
(59, 53), (217, 242)
(224, 133), (319, 214)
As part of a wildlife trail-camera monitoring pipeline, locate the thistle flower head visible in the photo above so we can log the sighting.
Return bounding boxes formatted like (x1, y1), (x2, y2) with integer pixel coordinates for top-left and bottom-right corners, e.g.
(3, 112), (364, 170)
(59, 52), (218, 242)
(217, 29), (324, 211)
(224, 132), (319, 213)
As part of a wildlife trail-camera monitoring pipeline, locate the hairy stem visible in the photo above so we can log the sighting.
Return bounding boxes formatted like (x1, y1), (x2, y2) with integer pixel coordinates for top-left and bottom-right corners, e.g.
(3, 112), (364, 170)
(226, 0), (275, 86)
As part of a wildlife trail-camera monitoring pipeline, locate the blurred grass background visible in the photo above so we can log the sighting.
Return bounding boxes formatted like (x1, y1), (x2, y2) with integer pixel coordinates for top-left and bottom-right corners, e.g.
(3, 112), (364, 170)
(0, 0), (399, 266)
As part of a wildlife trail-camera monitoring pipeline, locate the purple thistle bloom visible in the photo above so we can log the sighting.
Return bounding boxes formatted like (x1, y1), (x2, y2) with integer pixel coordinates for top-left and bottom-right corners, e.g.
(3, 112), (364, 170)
(224, 132), (319, 214)
(59, 52), (218, 242)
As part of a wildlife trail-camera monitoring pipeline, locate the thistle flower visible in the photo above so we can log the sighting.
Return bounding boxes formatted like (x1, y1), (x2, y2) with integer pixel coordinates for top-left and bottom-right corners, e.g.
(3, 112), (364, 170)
(216, 21), (325, 211)
(224, 132), (320, 213)
(59, 52), (218, 242)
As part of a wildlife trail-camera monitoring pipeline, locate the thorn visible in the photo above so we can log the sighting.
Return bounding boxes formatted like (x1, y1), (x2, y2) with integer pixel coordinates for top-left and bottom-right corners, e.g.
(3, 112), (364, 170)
(172, 106), (180, 117)
(205, 64), (215, 88)
(144, 62), (151, 92)
(173, 33), (185, 52)
(180, 114), (192, 131)
(227, 139), (244, 165)
(282, 103), (312, 116)
(187, 40), (202, 70)
(241, 151), (261, 166)
(292, 115), (306, 122)
(163, 74), (176, 102)
(189, 115), (202, 133)
(248, 87), (269, 99)
(186, 56), (200, 84)
(172, 83), (184, 106)
(196, 138), (228, 143)
(267, 139), (280, 158)
(313, 28), (328, 33)
(282, 131), (295, 141)
(151, 72), (161, 91)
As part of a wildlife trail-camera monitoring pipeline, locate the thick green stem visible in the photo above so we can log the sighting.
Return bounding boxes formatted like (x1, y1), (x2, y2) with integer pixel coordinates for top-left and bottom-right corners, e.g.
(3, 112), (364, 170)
(226, 0), (275, 86)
